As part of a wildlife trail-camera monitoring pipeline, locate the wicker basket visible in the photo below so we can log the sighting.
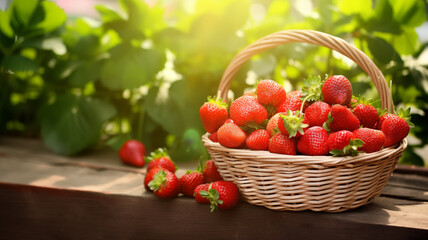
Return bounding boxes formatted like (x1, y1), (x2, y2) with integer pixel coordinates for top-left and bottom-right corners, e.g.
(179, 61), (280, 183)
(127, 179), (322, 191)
(202, 30), (408, 212)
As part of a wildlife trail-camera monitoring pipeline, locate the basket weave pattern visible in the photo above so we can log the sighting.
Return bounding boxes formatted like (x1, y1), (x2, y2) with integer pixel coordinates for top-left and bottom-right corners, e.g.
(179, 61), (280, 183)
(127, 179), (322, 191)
(203, 30), (407, 212)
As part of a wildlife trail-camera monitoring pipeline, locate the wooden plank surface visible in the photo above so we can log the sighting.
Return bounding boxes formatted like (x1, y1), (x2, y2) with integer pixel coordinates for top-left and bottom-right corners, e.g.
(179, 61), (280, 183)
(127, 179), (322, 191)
(1, 136), (428, 239)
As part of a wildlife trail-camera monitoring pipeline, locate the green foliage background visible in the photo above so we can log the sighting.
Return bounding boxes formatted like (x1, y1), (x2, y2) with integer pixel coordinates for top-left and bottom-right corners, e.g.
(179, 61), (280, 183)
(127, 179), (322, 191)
(1, 0), (427, 165)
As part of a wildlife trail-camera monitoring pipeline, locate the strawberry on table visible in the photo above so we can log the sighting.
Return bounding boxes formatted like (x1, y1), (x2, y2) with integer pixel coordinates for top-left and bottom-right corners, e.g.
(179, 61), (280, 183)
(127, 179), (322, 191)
(194, 183), (211, 203)
(326, 105), (360, 132)
(304, 101), (332, 127)
(148, 169), (180, 199)
(256, 79), (286, 116)
(246, 129), (270, 150)
(119, 139), (146, 167)
(203, 160), (224, 183)
(179, 171), (205, 197)
(230, 95), (268, 128)
(269, 133), (297, 155)
(200, 97), (229, 133)
(217, 122), (247, 148)
(322, 75), (353, 106)
(146, 148), (176, 173)
(328, 130), (364, 156)
(381, 108), (412, 147)
(198, 181), (240, 212)
(353, 128), (385, 153)
(297, 126), (329, 155)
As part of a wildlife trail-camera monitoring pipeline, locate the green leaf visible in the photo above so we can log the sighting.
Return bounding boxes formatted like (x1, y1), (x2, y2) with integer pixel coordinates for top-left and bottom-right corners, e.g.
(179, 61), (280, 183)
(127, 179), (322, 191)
(100, 44), (166, 90)
(391, 28), (420, 55)
(32, 1), (66, 33)
(366, 36), (400, 64)
(2, 54), (38, 72)
(0, 10), (14, 37)
(338, 0), (372, 18)
(95, 5), (125, 23)
(67, 60), (101, 87)
(390, 0), (426, 27)
(10, 0), (39, 28)
(21, 37), (67, 55)
(364, 0), (401, 34)
(38, 94), (117, 155)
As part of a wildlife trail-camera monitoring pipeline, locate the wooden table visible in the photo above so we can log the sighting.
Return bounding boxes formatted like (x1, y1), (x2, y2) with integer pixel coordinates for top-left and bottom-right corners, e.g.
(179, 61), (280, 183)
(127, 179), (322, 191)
(1, 137), (427, 240)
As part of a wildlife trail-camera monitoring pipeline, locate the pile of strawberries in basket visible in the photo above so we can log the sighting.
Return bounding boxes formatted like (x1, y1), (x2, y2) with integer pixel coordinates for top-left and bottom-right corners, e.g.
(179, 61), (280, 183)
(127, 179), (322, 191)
(200, 75), (412, 156)
(119, 143), (240, 212)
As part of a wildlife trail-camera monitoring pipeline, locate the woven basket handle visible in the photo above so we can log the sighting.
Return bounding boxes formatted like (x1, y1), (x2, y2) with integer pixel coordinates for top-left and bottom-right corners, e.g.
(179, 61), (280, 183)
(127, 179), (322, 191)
(217, 29), (394, 113)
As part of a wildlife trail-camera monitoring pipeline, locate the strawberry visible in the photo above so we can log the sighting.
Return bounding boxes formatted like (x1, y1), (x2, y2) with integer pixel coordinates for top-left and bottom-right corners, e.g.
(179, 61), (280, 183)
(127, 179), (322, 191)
(269, 133), (297, 155)
(322, 75), (353, 106)
(200, 97), (229, 133)
(203, 160), (224, 183)
(246, 129), (270, 150)
(198, 181), (240, 211)
(266, 112), (283, 136)
(277, 90), (309, 113)
(381, 108), (412, 147)
(209, 131), (218, 142)
(217, 122), (247, 148)
(148, 169), (180, 198)
(146, 148), (176, 173)
(256, 79), (286, 116)
(119, 139), (146, 167)
(352, 98), (379, 129)
(229, 95), (268, 128)
(277, 110), (308, 138)
(297, 126), (329, 155)
(328, 130), (364, 156)
(194, 183), (210, 203)
(325, 105), (360, 132)
(144, 166), (162, 192)
(179, 171), (205, 197)
(353, 128), (385, 153)
(304, 101), (331, 127)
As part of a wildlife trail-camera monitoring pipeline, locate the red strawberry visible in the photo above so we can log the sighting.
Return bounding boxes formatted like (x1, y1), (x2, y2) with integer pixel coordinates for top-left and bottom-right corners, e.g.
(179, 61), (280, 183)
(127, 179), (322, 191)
(277, 110), (308, 138)
(304, 101), (331, 127)
(217, 122), (247, 148)
(144, 166), (162, 192)
(381, 109), (412, 147)
(148, 169), (180, 198)
(322, 75), (353, 105)
(268, 133), (297, 155)
(146, 148), (176, 173)
(198, 181), (240, 211)
(229, 95), (268, 127)
(179, 171), (205, 197)
(203, 160), (224, 183)
(200, 97), (229, 133)
(326, 105), (360, 132)
(328, 130), (364, 156)
(376, 113), (395, 130)
(353, 128), (385, 153)
(246, 129), (270, 150)
(119, 140), (146, 167)
(209, 132), (218, 142)
(297, 126), (329, 155)
(256, 79), (286, 116)
(194, 183), (210, 203)
(266, 112), (283, 136)
(277, 90), (309, 113)
(353, 102), (379, 129)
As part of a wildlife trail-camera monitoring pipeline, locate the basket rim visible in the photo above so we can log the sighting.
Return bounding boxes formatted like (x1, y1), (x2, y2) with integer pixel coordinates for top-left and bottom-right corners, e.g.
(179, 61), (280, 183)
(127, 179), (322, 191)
(202, 133), (407, 166)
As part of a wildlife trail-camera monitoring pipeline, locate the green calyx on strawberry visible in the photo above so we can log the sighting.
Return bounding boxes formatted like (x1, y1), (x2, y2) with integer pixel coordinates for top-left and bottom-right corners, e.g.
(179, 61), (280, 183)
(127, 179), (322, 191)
(279, 110), (308, 138)
(148, 169), (180, 198)
(199, 183), (223, 212)
(329, 138), (364, 157)
(395, 107), (414, 127)
(300, 75), (327, 103)
(198, 181), (240, 212)
(146, 148), (176, 173)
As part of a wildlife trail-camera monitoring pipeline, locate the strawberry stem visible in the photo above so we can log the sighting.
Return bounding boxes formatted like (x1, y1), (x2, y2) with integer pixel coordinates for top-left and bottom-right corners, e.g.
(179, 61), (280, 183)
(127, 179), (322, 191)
(299, 93), (314, 117)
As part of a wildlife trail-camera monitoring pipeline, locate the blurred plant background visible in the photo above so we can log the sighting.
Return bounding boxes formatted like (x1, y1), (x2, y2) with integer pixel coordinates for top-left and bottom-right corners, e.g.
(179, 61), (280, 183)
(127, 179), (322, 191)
(0, 0), (427, 165)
